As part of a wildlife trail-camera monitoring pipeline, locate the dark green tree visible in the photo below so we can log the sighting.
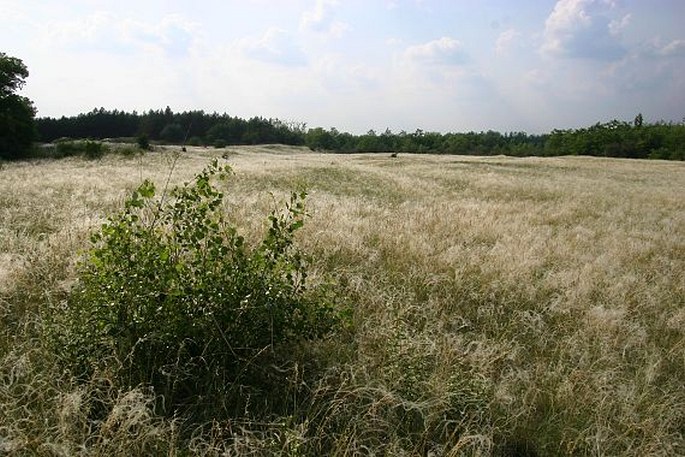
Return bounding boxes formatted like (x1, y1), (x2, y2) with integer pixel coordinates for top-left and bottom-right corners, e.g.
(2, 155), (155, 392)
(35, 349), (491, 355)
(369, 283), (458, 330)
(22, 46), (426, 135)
(136, 133), (151, 151)
(206, 119), (246, 144)
(0, 52), (36, 159)
(634, 113), (643, 128)
(159, 122), (185, 143)
(304, 127), (336, 150)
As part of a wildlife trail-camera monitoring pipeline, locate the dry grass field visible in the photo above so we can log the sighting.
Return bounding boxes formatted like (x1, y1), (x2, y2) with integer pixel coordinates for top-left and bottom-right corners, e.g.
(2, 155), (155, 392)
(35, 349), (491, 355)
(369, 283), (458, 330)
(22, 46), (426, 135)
(1, 145), (684, 455)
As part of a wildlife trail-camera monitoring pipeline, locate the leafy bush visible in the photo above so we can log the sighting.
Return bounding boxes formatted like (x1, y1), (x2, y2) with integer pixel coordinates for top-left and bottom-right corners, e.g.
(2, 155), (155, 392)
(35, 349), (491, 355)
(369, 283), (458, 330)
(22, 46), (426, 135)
(187, 136), (204, 146)
(83, 140), (105, 159)
(159, 123), (185, 144)
(213, 139), (227, 148)
(53, 140), (108, 159)
(53, 139), (78, 158)
(116, 145), (143, 157)
(136, 134), (151, 151)
(55, 160), (339, 418)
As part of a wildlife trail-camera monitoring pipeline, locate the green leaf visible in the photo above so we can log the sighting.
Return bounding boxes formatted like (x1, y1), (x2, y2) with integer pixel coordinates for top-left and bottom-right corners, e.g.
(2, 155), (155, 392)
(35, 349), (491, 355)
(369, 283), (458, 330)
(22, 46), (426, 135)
(138, 180), (156, 198)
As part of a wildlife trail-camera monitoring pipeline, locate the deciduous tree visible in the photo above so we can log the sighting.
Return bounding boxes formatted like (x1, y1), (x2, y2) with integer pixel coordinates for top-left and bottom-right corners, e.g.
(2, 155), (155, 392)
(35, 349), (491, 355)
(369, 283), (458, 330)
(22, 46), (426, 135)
(0, 52), (36, 159)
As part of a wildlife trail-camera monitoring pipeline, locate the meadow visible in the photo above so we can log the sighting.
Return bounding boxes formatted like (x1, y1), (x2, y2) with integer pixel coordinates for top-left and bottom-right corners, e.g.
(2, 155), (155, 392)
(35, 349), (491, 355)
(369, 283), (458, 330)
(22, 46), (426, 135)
(1, 145), (683, 455)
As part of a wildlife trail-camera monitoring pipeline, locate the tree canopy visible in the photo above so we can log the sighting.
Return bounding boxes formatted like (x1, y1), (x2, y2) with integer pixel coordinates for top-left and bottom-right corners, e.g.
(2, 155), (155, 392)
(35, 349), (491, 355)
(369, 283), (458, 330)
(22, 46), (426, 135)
(0, 52), (36, 160)
(34, 108), (685, 161)
(0, 53), (29, 96)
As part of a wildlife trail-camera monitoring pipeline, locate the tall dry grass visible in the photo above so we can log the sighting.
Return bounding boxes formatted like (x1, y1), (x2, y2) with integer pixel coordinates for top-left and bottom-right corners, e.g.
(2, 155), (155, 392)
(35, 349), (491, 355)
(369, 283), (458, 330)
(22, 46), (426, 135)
(1, 146), (683, 455)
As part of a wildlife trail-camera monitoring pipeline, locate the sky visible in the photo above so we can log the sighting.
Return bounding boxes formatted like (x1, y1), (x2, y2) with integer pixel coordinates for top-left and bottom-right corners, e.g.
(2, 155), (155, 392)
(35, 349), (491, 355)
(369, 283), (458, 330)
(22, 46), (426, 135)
(2, 0), (684, 134)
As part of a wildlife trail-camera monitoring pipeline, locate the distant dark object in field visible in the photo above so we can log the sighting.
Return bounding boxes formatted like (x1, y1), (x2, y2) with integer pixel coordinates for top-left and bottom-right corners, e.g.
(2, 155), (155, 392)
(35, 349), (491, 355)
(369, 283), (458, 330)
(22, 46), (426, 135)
(181, 146), (186, 152)
(390, 152), (398, 158)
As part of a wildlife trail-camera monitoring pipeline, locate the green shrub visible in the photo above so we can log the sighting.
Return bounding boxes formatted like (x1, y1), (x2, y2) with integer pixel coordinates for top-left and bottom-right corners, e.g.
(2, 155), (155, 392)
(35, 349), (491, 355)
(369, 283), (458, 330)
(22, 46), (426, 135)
(213, 139), (227, 149)
(116, 145), (143, 157)
(53, 140), (107, 159)
(187, 136), (204, 146)
(54, 140), (80, 158)
(136, 134), (151, 151)
(55, 160), (339, 418)
(83, 140), (105, 159)
(649, 147), (671, 160)
(159, 123), (185, 144)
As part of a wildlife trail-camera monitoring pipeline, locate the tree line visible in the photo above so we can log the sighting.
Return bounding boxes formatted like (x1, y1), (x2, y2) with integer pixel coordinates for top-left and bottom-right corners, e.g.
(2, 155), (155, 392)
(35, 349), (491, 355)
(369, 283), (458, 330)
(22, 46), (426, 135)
(304, 114), (684, 160)
(544, 116), (685, 160)
(36, 107), (307, 148)
(2, 52), (684, 161)
(32, 108), (685, 160)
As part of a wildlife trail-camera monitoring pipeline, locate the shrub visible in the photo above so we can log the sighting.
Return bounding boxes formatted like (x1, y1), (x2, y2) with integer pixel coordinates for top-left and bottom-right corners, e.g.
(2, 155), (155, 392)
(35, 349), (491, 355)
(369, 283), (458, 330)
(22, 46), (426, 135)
(213, 139), (227, 149)
(83, 140), (105, 159)
(136, 134), (151, 151)
(116, 145), (143, 157)
(53, 140), (108, 159)
(55, 160), (339, 418)
(54, 140), (80, 158)
(159, 123), (185, 144)
(187, 136), (204, 146)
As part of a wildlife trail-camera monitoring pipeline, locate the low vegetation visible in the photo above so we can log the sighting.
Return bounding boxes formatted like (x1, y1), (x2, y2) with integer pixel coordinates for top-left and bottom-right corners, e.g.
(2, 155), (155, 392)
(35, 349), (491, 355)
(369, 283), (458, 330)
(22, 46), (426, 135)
(1, 146), (684, 455)
(34, 106), (685, 160)
(53, 159), (339, 423)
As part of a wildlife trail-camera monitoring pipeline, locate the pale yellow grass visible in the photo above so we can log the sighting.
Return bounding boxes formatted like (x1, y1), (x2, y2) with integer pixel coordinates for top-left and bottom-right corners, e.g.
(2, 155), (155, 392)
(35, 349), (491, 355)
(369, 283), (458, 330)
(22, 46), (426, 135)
(0, 146), (683, 455)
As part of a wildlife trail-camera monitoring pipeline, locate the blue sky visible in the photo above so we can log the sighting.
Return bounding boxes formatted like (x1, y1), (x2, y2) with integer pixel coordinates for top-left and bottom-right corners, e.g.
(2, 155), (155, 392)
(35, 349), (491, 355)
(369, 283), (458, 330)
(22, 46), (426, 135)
(2, 0), (684, 134)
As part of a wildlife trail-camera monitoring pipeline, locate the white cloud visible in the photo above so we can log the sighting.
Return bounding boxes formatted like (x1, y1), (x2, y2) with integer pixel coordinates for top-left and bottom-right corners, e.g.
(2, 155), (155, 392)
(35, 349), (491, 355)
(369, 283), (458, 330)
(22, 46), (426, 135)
(239, 28), (307, 66)
(659, 39), (685, 57)
(43, 12), (201, 58)
(396, 38), (474, 102)
(608, 13), (631, 36)
(495, 29), (521, 55)
(524, 68), (549, 87)
(45, 12), (120, 47)
(313, 54), (382, 93)
(123, 15), (200, 58)
(542, 0), (625, 61)
(403, 37), (468, 65)
(7, 0), (684, 133)
(300, 0), (349, 38)
(629, 38), (685, 60)
(1, 0), (40, 35)
(597, 47), (685, 120)
(300, 0), (328, 30)
(327, 21), (350, 39)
